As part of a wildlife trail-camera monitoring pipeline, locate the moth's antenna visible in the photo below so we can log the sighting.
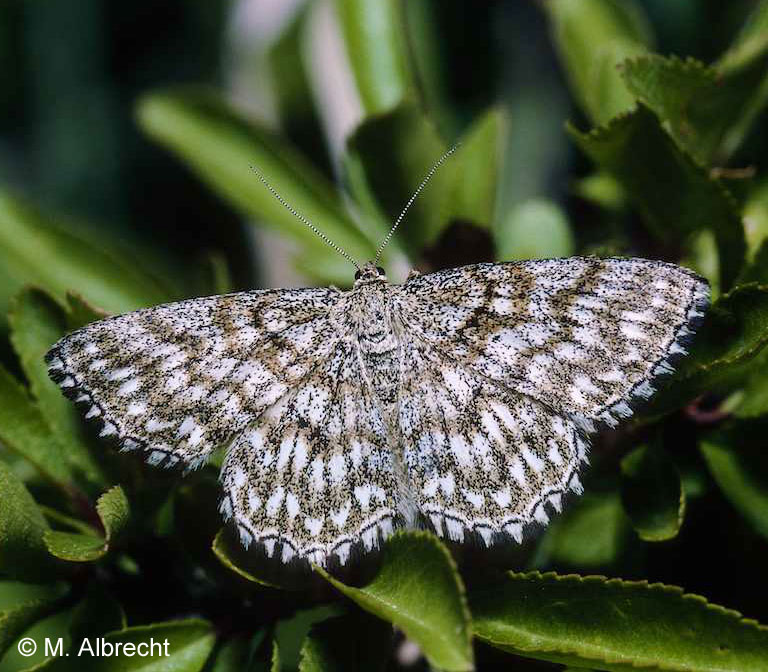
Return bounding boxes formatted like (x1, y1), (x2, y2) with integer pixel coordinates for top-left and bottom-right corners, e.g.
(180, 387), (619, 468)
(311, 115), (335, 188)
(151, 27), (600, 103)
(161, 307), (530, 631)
(250, 166), (361, 270)
(374, 145), (459, 265)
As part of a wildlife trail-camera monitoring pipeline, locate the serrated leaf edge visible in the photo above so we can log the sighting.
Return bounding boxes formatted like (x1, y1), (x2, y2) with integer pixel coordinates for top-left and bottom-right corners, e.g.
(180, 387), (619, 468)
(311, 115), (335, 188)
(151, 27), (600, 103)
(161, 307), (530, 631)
(475, 571), (768, 671)
(95, 485), (129, 542)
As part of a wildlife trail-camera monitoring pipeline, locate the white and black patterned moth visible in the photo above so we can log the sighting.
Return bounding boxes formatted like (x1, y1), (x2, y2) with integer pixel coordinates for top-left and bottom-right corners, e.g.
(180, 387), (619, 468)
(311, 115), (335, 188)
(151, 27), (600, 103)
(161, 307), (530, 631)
(46, 151), (710, 566)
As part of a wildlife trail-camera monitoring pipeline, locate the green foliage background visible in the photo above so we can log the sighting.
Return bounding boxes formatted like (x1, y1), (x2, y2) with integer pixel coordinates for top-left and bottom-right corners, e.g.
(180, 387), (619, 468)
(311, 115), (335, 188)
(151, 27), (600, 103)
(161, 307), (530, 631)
(0, 0), (767, 670)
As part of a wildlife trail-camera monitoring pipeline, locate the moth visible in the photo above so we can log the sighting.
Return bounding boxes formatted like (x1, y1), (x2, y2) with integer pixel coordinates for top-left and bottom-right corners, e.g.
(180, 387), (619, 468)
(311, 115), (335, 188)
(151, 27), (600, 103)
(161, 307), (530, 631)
(47, 149), (709, 566)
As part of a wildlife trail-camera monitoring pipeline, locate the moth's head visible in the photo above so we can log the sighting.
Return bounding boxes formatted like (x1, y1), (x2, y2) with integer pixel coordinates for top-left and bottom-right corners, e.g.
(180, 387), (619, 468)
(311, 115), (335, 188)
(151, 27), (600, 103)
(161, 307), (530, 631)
(354, 263), (387, 286)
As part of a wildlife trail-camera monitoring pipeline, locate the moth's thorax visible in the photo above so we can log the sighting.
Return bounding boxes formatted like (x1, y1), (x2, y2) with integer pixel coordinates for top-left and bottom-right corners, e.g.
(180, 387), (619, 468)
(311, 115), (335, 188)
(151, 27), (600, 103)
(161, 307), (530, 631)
(344, 282), (401, 413)
(353, 285), (398, 355)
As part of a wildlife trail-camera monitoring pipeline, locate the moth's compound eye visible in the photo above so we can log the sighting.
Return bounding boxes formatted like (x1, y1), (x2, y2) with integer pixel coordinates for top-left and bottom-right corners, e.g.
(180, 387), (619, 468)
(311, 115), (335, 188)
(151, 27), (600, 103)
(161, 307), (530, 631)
(355, 269), (362, 280)
(376, 266), (385, 276)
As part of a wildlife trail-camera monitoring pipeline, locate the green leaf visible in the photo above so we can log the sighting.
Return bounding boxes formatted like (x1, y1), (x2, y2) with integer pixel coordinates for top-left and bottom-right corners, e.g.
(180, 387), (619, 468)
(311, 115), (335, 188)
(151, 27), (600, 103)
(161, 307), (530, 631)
(0, 363), (73, 487)
(335, 0), (413, 114)
(621, 53), (768, 165)
(714, 0), (768, 159)
(315, 531), (473, 672)
(344, 102), (450, 255)
(42, 532), (106, 563)
(0, 582), (67, 660)
(208, 637), (252, 672)
(43, 486), (129, 563)
(448, 108), (506, 230)
(743, 179), (768, 261)
(700, 429), (768, 540)
(211, 529), (279, 589)
(545, 0), (653, 124)
(96, 485), (129, 542)
(730, 345), (768, 419)
(39, 506), (100, 537)
(718, 0), (768, 73)
(208, 634), (272, 672)
(569, 103), (746, 290)
(533, 492), (629, 568)
(728, 198), (768, 414)
(136, 89), (376, 284)
(572, 172), (626, 211)
(471, 571), (768, 670)
(649, 284), (768, 414)
(276, 606), (341, 671)
(270, 640), (280, 672)
(298, 613), (392, 672)
(739, 239), (768, 286)
(0, 191), (169, 327)
(495, 199), (575, 261)
(64, 292), (109, 332)
(620, 444), (685, 542)
(0, 459), (58, 581)
(8, 288), (105, 489)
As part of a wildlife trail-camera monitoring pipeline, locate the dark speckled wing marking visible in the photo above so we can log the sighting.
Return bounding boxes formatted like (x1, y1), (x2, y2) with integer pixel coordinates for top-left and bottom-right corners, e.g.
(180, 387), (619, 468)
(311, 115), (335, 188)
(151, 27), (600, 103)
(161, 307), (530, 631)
(391, 257), (709, 544)
(219, 338), (400, 565)
(46, 288), (343, 469)
(47, 256), (710, 564)
(395, 334), (587, 545)
(394, 258), (709, 431)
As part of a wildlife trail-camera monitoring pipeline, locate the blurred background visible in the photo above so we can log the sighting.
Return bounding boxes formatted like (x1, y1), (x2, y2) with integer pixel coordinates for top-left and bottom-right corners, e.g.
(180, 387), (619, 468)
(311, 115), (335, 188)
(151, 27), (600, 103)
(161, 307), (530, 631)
(1, 1), (768, 669)
(1, 0), (763, 293)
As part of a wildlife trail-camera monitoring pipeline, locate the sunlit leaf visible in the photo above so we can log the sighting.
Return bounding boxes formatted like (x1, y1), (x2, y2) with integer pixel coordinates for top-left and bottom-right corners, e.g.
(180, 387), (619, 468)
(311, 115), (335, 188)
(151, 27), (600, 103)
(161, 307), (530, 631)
(43, 486), (129, 563)
(55, 619), (217, 671)
(8, 289), (105, 489)
(533, 492), (629, 569)
(335, 0), (413, 114)
(545, 0), (653, 123)
(496, 199), (574, 261)
(742, 179), (768, 261)
(0, 191), (169, 330)
(0, 458), (59, 581)
(137, 89), (376, 284)
(316, 531), (473, 672)
(448, 108), (505, 230)
(472, 571), (768, 670)
(572, 172), (626, 211)
(95, 485), (129, 542)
